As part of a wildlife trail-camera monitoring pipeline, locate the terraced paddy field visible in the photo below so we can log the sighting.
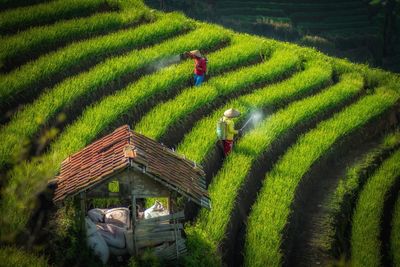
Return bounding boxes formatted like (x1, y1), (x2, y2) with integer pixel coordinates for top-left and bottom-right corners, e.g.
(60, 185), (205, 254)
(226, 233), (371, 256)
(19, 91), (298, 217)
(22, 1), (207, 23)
(0, 0), (399, 266)
(145, 0), (400, 74)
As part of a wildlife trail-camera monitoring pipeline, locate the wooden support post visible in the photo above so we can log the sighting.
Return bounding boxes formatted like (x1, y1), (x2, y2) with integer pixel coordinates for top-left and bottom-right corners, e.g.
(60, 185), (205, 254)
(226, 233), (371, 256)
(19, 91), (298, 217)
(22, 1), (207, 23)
(169, 192), (179, 259)
(168, 195), (171, 214)
(79, 192), (86, 230)
(174, 217), (179, 259)
(131, 190), (138, 256)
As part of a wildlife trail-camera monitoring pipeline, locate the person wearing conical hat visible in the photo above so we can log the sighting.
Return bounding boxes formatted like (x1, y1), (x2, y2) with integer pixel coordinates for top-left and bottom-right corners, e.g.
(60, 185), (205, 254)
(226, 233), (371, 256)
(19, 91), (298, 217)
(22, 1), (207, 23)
(185, 50), (207, 86)
(221, 108), (241, 156)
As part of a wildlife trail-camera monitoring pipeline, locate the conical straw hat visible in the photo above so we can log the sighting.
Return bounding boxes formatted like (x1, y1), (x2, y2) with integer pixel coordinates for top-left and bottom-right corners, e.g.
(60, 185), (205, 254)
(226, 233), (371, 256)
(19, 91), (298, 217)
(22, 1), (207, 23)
(224, 108), (241, 118)
(190, 50), (202, 58)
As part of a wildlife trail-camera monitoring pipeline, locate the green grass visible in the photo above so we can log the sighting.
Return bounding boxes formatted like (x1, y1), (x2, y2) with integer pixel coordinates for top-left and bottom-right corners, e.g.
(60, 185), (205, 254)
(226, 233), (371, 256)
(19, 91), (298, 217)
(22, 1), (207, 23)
(0, 18), (229, 171)
(392, 195), (400, 267)
(134, 48), (300, 139)
(0, 247), (48, 267)
(0, 0), (107, 35)
(0, 7), (147, 71)
(244, 88), (399, 267)
(351, 149), (400, 267)
(0, 11), (184, 108)
(320, 131), (400, 257)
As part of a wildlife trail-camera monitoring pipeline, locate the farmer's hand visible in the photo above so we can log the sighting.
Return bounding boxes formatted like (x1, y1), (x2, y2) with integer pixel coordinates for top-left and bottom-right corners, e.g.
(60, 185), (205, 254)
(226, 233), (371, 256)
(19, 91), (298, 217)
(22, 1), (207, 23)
(181, 52), (189, 59)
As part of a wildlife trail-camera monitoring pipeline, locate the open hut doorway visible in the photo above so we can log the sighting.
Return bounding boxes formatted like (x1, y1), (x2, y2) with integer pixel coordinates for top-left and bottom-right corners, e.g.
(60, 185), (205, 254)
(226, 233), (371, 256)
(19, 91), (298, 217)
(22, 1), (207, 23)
(53, 125), (210, 263)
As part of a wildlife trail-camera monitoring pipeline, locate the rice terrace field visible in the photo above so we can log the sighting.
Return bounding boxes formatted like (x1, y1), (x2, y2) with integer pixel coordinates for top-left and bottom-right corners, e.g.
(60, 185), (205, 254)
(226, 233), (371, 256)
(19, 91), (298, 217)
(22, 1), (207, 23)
(0, 0), (399, 266)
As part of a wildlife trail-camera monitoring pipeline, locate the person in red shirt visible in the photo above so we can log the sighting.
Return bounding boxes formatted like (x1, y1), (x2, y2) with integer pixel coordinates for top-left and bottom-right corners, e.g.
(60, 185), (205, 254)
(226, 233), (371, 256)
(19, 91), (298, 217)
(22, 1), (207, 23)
(185, 50), (207, 86)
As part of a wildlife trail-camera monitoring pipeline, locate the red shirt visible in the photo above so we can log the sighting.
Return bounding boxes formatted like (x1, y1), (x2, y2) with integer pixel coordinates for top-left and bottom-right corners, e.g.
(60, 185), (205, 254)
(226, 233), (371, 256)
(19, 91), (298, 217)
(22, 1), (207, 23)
(194, 57), (207, 75)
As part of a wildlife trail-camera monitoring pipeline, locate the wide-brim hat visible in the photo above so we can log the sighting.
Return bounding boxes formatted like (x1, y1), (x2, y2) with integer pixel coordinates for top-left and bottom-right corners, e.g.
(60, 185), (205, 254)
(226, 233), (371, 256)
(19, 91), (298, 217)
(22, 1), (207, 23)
(224, 108), (241, 118)
(190, 50), (202, 58)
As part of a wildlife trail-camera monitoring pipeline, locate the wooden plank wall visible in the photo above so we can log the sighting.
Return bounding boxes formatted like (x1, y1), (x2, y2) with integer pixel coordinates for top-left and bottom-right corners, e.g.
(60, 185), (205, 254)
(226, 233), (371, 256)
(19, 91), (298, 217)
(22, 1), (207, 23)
(135, 211), (186, 259)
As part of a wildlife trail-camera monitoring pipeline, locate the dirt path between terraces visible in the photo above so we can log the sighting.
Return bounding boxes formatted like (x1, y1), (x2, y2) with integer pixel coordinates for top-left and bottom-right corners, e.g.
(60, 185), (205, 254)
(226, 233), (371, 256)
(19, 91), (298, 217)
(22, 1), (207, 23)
(284, 106), (399, 267)
(219, 76), (362, 267)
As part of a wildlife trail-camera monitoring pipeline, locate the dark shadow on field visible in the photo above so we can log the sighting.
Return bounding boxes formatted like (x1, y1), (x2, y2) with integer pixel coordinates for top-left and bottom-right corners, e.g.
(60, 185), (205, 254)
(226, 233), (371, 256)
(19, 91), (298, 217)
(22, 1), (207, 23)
(328, 128), (400, 261)
(284, 103), (400, 266)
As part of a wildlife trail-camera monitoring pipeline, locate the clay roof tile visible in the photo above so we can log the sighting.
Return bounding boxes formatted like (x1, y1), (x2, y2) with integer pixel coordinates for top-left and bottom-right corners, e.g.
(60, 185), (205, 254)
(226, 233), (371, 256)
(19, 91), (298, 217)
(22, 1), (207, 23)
(53, 125), (209, 208)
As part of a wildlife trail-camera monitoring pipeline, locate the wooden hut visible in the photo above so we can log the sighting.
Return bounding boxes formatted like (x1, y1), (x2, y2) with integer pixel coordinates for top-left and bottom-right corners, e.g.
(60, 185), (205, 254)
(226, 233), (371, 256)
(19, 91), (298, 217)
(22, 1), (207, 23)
(53, 125), (210, 260)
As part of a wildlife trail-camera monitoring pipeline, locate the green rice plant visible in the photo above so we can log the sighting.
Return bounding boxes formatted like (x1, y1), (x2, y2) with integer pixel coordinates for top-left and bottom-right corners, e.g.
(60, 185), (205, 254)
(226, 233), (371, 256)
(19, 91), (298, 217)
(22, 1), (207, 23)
(392, 195), (400, 267)
(0, 247), (48, 267)
(182, 226), (222, 266)
(351, 149), (400, 267)
(50, 35), (269, 161)
(177, 59), (332, 163)
(134, 48), (301, 139)
(0, 26), (230, 240)
(0, 24), (229, 170)
(193, 72), (361, 245)
(0, 12), (187, 108)
(244, 88), (399, 267)
(0, 0), (107, 34)
(321, 131), (400, 257)
(181, 71), (362, 265)
(0, 34), (266, 239)
(0, 9), (148, 71)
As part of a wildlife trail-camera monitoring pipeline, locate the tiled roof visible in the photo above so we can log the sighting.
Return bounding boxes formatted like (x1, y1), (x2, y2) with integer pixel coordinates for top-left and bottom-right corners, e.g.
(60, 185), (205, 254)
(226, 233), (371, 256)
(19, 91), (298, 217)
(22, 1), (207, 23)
(53, 125), (209, 208)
